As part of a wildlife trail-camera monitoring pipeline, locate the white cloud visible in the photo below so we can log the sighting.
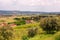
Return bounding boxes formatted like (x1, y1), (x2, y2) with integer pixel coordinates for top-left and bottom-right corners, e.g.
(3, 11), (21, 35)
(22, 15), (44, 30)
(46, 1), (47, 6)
(0, 0), (60, 11)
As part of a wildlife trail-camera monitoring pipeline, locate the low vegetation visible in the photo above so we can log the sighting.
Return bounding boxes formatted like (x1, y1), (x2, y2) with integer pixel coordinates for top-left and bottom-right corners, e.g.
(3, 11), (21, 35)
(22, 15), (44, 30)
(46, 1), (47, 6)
(0, 25), (14, 40)
(0, 15), (60, 40)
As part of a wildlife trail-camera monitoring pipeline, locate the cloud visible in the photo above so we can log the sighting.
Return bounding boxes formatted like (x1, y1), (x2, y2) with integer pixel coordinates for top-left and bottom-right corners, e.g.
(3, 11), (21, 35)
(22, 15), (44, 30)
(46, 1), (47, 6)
(0, 0), (60, 12)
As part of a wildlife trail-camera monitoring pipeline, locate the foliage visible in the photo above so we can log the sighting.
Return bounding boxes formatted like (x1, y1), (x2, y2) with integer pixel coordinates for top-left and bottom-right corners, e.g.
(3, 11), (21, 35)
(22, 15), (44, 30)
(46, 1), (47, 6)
(31, 16), (40, 22)
(21, 17), (27, 20)
(14, 22), (39, 29)
(14, 18), (20, 21)
(40, 17), (60, 34)
(27, 27), (38, 37)
(14, 17), (26, 25)
(22, 35), (29, 40)
(0, 25), (14, 40)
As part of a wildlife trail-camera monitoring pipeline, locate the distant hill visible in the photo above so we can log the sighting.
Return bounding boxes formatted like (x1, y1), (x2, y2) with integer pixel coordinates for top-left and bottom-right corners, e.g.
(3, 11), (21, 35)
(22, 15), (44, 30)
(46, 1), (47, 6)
(0, 10), (60, 15)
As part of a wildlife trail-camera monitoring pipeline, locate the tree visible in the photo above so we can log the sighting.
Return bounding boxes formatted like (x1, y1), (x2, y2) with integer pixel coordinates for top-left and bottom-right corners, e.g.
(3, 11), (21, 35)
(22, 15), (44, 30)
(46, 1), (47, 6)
(40, 17), (60, 34)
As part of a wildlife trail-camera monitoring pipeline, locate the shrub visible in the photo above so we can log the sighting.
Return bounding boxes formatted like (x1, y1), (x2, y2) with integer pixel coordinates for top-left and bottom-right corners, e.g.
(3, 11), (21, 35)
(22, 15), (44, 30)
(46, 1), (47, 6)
(40, 17), (60, 34)
(31, 16), (40, 22)
(14, 18), (20, 21)
(27, 27), (38, 37)
(21, 17), (27, 20)
(0, 25), (14, 40)
(22, 35), (29, 40)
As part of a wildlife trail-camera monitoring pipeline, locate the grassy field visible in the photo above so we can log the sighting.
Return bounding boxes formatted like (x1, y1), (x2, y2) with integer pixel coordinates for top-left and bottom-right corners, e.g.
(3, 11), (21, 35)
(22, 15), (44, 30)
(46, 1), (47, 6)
(14, 23), (60, 40)
(13, 22), (60, 40)
(0, 15), (60, 40)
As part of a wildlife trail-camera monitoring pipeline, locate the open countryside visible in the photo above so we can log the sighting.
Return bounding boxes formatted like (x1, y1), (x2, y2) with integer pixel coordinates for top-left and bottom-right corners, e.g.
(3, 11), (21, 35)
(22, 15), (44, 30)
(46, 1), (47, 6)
(0, 12), (60, 40)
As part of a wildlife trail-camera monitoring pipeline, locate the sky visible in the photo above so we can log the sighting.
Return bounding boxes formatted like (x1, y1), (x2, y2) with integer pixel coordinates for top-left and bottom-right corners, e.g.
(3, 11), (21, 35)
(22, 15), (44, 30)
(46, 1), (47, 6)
(0, 0), (60, 12)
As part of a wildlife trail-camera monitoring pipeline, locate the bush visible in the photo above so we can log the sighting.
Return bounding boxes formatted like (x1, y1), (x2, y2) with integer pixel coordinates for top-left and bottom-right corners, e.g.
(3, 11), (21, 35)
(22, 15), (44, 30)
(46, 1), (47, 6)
(27, 27), (38, 37)
(0, 25), (14, 40)
(31, 16), (40, 22)
(21, 17), (27, 20)
(14, 18), (20, 21)
(40, 17), (60, 34)
(22, 35), (29, 40)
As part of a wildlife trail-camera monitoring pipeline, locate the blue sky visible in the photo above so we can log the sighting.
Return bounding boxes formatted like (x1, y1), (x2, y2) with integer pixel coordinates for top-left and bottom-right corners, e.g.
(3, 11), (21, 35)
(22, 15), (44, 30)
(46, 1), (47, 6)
(0, 0), (60, 12)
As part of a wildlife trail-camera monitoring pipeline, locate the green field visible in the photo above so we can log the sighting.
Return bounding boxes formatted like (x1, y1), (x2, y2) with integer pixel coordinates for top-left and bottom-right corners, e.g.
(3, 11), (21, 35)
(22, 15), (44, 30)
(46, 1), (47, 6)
(0, 15), (60, 40)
